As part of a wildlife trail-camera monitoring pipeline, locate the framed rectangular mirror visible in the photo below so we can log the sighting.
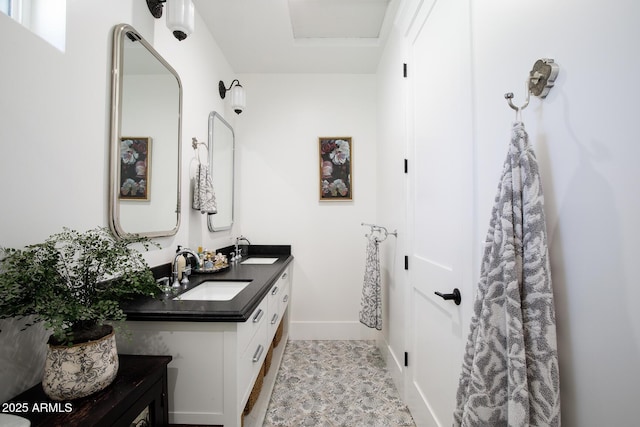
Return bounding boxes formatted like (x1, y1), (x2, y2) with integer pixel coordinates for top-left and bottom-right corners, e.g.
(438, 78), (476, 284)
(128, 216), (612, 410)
(207, 111), (234, 232)
(109, 24), (182, 238)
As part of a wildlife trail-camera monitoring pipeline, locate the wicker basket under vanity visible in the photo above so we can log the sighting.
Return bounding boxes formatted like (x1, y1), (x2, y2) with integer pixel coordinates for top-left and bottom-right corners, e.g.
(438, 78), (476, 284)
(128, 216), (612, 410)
(244, 362), (266, 415)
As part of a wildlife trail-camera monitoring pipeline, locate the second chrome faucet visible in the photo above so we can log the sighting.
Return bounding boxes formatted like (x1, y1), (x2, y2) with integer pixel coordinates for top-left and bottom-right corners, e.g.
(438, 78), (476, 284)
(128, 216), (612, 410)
(172, 246), (202, 287)
(233, 235), (251, 262)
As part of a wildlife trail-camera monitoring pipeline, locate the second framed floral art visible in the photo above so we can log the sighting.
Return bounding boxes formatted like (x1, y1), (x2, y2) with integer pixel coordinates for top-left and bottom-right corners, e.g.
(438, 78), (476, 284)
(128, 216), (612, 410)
(319, 137), (352, 201)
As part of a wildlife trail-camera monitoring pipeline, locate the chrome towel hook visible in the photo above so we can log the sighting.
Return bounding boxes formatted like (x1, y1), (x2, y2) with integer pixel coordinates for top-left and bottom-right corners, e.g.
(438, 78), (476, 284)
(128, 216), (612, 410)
(504, 58), (559, 121)
(505, 80), (531, 122)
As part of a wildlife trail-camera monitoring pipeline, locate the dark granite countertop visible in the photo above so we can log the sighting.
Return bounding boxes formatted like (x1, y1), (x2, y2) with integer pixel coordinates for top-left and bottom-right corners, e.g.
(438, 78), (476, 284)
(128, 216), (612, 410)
(121, 245), (292, 323)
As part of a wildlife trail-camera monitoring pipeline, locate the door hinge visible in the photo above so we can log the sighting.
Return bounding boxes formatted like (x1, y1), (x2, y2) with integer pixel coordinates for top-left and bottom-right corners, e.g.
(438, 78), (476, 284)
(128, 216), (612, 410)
(404, 352), (409, 367)
(404, 158), (408, 174)
(403, 63), (408, 78)
(404, 256), (409, 270)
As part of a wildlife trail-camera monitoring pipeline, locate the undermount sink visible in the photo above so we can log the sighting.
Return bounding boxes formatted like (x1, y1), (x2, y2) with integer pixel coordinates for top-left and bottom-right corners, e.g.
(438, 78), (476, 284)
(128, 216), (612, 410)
(174, 281), (252, 301)
(240, 257), (279, 265)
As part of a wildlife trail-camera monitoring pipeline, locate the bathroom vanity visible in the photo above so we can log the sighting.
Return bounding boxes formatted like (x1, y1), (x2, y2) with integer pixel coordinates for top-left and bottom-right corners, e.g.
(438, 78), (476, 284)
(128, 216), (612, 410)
(117, 246), (292, 427)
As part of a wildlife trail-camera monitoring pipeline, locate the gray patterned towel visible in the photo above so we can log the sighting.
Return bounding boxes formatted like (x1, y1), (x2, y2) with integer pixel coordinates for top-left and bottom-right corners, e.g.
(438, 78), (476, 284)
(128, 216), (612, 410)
(192, 164), (217, 215)
(359, 234), (382, 330)
(453, 122), (561, 427)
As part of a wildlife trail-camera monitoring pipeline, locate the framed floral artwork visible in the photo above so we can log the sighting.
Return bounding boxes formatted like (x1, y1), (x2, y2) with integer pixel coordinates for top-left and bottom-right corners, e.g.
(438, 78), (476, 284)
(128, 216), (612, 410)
(119, 137), (151, 201)
(319, 137), (352, 201)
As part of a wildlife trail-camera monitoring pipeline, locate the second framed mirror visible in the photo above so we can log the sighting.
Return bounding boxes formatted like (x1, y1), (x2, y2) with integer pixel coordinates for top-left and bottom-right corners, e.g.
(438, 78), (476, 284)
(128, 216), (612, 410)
(207, 112), (234, 231)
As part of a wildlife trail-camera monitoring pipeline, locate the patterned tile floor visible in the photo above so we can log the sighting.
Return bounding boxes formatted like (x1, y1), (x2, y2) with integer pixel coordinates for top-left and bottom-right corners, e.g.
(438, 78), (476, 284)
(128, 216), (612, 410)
(264, 340), (416, 427)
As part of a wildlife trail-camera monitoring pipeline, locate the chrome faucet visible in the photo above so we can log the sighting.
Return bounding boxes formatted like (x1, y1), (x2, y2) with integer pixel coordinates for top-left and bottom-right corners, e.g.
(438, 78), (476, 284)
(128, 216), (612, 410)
(234, 235), (251, 261)
(172, 247), (202, 287)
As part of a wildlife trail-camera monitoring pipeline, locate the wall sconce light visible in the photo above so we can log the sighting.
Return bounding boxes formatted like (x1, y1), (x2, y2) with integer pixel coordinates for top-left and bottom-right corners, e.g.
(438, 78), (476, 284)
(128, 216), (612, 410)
(146, 0), (195, 41)
(219, 80), (246, 115)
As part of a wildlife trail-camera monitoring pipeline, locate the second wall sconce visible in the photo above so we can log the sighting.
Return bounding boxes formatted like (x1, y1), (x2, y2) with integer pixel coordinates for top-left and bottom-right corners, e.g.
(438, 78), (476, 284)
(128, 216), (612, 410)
(219, 80), (246, 115)
(147, 0), (195, 41)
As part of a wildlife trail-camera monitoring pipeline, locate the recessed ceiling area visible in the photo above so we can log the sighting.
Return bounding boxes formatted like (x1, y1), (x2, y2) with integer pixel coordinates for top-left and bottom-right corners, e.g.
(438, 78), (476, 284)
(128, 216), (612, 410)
(193, 0), (397, 74)
(288, 0), (390, 39)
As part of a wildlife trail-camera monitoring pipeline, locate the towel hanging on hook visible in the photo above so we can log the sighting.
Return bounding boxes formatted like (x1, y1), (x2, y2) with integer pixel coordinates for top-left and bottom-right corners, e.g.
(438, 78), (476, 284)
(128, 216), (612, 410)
(504, 58), (559, 121)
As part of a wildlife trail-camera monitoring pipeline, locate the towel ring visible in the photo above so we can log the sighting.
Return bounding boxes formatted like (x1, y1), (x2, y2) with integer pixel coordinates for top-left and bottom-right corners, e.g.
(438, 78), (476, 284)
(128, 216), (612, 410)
(192, 137), (208, 164)
(361, 222), (398, 242)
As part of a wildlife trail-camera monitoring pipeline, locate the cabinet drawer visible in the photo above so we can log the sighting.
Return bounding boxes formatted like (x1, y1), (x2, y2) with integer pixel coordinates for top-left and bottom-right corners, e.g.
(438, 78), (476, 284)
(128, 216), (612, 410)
(267, 283), (280, 341)
(273, 268), (290, 312)
(267, 281), (281, 315)
(278, 268), (291, 289)
(237, 298), (267, 355)
(267, 305), (281, 343)
(280, 276), (290, 314)
(267, 268), (290, 340)
(238, 318), (267, 406)
(278, 267), (291, 321)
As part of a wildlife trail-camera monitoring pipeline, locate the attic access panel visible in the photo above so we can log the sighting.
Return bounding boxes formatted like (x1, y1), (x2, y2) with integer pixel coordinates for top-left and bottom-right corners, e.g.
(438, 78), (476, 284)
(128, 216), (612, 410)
(288, 0), (391, 39)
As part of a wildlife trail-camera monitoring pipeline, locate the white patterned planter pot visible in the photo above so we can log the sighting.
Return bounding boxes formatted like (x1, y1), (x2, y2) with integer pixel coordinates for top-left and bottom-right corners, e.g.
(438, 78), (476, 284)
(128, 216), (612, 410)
(42, 328), (119, 401)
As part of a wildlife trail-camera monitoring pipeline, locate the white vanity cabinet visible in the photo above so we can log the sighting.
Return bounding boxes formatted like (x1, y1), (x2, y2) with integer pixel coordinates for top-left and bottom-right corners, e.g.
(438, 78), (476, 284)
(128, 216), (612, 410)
(116, 263), (292, 427)
(243, 267), (291, 427)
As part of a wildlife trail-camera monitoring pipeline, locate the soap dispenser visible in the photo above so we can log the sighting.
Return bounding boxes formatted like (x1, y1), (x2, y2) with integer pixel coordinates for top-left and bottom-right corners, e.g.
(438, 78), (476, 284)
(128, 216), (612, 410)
(174, 245), (186, 281)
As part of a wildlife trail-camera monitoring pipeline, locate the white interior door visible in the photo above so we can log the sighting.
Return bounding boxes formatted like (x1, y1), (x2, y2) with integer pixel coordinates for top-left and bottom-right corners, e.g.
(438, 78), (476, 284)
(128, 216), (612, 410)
(404, 0), (473, 425)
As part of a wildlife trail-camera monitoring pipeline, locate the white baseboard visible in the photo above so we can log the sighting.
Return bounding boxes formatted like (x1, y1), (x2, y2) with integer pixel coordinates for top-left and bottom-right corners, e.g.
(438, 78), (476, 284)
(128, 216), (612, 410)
(289, 321), (380, 341)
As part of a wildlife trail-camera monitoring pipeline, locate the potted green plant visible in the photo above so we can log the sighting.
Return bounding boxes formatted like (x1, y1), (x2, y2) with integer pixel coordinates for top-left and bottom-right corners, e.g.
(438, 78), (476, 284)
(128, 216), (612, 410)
(0, 227), (161, 401)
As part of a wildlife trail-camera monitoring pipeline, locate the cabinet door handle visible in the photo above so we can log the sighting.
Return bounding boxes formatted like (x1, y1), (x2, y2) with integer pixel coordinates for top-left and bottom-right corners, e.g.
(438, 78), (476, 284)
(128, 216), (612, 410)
(271, 286), (279, 296)
(252, 345), (264, 363)
(282, 294), (289, 303)
(281, 272), (287, 280)
(253, 309), (264, 323)
(271, 313), (279, 325)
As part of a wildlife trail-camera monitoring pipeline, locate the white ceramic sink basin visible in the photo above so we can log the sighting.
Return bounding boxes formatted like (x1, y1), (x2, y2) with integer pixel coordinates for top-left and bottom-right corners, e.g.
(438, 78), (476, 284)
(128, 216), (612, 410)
(174, 281), (252, 301)
(240, 257), (279, 265)
(0, 414), (30, 427)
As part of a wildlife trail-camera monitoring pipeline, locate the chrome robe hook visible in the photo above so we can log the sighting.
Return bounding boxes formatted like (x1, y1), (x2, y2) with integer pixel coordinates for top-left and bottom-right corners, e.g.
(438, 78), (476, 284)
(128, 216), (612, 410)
(504, 58), (559, 121)
(504, 80), (531, 122)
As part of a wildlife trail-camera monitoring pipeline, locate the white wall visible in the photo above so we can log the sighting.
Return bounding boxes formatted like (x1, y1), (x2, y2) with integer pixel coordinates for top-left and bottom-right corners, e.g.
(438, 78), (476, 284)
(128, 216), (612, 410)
(234, 74), (379, 340)
(0, 0), (238, 403)
(377, 0), (640, 425)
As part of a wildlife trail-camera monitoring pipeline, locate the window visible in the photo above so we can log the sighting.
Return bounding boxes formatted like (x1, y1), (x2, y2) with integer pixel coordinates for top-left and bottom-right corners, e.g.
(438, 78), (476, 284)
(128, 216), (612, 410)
(1, 0), (66, 52)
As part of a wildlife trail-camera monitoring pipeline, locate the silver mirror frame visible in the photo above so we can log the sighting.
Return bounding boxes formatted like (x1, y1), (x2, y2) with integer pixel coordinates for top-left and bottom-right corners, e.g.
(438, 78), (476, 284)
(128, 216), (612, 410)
(109, 23), (182, 238)
(207, 111), (235, 232)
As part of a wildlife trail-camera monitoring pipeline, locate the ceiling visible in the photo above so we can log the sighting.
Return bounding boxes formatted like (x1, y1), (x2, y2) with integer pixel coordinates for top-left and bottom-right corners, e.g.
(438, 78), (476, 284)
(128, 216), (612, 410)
(193, 0), (398, 74)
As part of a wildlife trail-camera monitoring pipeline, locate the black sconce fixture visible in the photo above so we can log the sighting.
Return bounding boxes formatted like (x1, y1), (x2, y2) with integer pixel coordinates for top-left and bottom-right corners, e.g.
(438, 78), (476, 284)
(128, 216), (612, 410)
(146, 0), (195, 41)
(219, 79), (246, 115)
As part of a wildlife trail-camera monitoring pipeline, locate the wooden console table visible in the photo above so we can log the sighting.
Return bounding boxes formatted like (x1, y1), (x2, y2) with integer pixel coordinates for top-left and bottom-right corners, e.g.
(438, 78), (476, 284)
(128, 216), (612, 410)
(6, 354), (172, 427)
